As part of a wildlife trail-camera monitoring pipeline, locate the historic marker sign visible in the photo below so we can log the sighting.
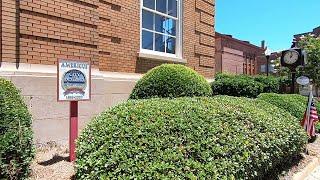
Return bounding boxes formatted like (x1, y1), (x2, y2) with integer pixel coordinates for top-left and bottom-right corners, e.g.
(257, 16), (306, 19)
(57, 59), (91, 162)
(58, 60), (91, 101)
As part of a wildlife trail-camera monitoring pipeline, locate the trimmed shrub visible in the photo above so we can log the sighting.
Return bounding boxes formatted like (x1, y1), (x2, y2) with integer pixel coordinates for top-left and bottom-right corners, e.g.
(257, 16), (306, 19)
(211, 75), (264, 98)
(214, 72), (235, 80)
(76, 96), (306, 179)
(254, 75), (280, 93)
(0, 78), (34, 179)
(212, 73), (285, 97)
(129, 64), (212, 99)
(258, 93), (307, 119)
(279, 76), (292, 94)
(258, 93), (320, 132)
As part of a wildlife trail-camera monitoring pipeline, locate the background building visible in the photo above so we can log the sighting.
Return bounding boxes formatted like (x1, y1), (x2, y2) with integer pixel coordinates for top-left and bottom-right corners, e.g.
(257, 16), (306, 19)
(215, 32), (265, 75)
(294, 26), (320, 41)
(0, 0), (215, 145)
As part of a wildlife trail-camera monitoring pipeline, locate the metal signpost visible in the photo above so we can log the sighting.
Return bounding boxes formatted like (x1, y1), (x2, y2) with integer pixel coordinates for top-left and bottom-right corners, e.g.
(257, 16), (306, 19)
(57, 59), (91, 162)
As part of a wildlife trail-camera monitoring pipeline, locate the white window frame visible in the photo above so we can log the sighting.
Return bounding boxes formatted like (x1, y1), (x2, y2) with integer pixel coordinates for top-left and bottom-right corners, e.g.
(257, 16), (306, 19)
(140, 0), (183, 60)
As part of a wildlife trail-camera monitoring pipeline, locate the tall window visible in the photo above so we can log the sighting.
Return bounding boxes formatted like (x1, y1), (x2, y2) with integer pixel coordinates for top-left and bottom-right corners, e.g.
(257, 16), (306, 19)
(141, 0), (181, 57)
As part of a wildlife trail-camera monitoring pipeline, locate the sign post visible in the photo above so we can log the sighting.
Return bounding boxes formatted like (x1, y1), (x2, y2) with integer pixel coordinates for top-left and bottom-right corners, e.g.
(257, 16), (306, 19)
(69, 101), (78, 162)
(57, 59), (91, 162)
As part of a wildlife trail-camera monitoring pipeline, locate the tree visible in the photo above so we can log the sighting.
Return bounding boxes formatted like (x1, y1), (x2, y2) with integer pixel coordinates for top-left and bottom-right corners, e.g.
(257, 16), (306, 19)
(271, 57), (290, 76)
(298, 35), (320, 95)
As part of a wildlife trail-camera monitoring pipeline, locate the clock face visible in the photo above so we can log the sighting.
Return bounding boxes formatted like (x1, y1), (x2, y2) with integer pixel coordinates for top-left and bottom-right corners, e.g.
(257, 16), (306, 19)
(284, 50), (299, 65)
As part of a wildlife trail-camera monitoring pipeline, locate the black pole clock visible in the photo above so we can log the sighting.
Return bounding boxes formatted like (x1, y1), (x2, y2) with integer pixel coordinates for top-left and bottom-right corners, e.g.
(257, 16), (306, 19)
(280, 48), (306, 94)
(283, 49), (299, 65)
(281, 48), (305, 68)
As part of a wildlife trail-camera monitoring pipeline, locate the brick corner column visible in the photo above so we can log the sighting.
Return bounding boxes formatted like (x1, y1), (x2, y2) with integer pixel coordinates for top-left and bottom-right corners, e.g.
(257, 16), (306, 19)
(1, 0), (18, 67)
(184, 0), (216, 78)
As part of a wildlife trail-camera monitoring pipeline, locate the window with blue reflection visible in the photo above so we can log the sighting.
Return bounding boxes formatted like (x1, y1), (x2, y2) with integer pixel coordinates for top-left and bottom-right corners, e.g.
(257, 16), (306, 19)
(142, 30), (153, 50)
(165, 18), (176, 36)
(141, 0), (180, 56)
(155, 33), (165, 52)
(156, 0), (167, 14)
(168, 0), (177, 17)
(155, 14), (166, 33)
(166, 36), (176, 54)
(142, 10), (154, 30)
(143, 0), (155, 10)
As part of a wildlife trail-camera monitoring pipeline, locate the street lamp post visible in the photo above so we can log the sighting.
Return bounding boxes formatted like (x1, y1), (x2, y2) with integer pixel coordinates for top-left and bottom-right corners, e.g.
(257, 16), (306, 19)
(266, 55), (270, 76)
(265, 51), (271, 76)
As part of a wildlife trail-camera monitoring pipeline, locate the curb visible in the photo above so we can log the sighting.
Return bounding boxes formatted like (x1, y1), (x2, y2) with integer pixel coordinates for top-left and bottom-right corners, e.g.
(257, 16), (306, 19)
(292, 156), (320, 180)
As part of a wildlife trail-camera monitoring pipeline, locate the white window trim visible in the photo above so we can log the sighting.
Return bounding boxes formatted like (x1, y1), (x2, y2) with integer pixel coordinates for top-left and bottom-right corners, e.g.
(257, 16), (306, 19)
(139, 0), (183, 61)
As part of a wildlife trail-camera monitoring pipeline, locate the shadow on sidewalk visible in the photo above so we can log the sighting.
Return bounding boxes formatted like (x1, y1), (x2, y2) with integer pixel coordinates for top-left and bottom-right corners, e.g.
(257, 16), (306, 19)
(38, 155), (69, 166)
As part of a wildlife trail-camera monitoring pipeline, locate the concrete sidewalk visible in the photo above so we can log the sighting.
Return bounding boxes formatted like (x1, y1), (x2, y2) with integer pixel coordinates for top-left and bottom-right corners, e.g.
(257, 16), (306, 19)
(305, 166), (320, 180)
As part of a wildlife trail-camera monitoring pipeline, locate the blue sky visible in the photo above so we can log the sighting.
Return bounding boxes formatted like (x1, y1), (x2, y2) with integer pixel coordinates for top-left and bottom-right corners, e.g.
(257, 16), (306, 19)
(216, 0), (320, 51)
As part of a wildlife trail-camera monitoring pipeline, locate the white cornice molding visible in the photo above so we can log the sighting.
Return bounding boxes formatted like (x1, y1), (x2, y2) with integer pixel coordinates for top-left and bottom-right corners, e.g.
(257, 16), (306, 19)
(0, 62), (142, 81)
(0, 62), (213, 82)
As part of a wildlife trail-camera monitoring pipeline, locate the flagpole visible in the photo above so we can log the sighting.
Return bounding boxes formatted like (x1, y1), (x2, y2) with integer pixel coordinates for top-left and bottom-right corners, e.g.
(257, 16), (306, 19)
(306, 85), (313, 135)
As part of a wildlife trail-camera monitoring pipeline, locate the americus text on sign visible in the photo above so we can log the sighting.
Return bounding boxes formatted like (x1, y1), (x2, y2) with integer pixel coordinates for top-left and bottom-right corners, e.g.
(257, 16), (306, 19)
(58, 60), (91, 101)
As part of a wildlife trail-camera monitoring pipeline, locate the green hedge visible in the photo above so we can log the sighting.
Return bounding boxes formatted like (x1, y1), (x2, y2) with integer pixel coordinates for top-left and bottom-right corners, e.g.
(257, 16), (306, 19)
(277, 76), (292, 94)
(212, 73), (284, 97)
(129, 64), (212, 99)
(76, 96), (306, 179)
(214, 72), (235, 80)
(258, 93), (320, 132)
(0, 78), (34, 179)
(254, 75), (280, 93)
(211, 75), (264, 98)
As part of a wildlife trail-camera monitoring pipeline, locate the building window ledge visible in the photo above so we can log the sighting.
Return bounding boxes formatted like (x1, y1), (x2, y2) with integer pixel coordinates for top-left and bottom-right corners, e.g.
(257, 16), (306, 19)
(138, 51), (186, 63)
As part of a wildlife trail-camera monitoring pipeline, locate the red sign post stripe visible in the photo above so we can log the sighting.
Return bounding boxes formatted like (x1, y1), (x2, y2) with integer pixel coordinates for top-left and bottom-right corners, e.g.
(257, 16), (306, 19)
(69, 101), (78, 162)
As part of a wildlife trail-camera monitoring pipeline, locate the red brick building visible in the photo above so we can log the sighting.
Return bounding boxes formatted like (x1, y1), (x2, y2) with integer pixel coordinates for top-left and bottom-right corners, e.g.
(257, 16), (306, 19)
(1, 0), (215, 77)
(0, 0), (215, 144)
(215, 32), (266, 75)
(294, 26), (320, 41)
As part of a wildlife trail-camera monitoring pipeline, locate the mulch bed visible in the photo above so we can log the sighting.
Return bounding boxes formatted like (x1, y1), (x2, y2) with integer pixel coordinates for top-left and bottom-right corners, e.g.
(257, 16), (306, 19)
(30, 142), (74, 180)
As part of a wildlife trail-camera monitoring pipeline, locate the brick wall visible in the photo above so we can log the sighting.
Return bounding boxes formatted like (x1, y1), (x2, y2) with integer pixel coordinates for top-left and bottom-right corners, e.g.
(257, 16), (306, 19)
(1, 0), (215, 78)
(98, 0), (139, 73)
(184, 0), (215, 77)
(1, 0), (18, 64)
(215, 32), (264, 75)
(19, 0), (100, 67)
(221, 47), (244, 74)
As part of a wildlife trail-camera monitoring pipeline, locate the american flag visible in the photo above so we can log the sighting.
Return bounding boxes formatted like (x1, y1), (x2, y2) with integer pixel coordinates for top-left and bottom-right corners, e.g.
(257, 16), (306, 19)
(301, 91), (319, 137)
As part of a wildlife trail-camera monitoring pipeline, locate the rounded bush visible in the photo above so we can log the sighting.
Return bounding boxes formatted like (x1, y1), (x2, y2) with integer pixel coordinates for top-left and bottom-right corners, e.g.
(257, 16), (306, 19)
(258, 93), (320, 132)
(211, 75), (264, 98)
(129, 64), (212, 99)
(0, 78), (34, 179)
(76, 96), (306, 179)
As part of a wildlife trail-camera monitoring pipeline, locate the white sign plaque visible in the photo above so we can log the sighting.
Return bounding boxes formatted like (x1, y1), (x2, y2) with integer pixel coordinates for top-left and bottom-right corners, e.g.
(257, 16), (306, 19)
(57, 59), (91, 101)
(296, 76), (310, 86)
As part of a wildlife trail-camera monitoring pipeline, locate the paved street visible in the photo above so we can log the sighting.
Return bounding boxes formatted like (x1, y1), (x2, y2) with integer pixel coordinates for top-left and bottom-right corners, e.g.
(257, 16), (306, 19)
(305, 166), (320, 180)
